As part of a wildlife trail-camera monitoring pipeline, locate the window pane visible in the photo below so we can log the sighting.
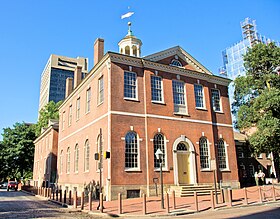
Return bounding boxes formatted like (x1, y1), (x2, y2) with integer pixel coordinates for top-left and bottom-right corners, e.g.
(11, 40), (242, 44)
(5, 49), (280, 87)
(98, 76), (104, 104)
(151, 76), (162, 102)
(211, 89), (221, 111)
(194, 84), (204, 108)
(217, 140), (227, 169)
(199, 137), (209, 169)
(153, 133), (165, 168)
(125, 132), (138, 168)
(124, 72), (137, 99)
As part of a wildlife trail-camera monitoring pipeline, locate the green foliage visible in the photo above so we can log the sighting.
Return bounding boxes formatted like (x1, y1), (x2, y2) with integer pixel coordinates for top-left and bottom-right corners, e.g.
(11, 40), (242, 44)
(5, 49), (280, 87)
(36, 100), (62, 136)
(233, 42), (280, 153)
(0, 122), (36, 180)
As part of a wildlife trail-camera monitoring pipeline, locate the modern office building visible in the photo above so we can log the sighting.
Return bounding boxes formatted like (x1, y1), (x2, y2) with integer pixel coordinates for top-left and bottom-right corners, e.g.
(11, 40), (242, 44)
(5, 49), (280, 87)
(57, 25), (239, 201)
(220, 18), (279, 112)
(38, 54), (88, 113)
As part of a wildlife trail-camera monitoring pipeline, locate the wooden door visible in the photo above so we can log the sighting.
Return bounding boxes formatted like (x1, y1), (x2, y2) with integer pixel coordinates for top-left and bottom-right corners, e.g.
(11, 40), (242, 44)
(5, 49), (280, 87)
(177, 153), (189, 184)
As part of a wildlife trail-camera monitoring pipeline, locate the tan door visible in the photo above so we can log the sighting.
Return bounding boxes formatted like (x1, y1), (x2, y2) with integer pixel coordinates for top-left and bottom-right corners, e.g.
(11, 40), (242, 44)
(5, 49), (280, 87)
(177, 153), (189, 184)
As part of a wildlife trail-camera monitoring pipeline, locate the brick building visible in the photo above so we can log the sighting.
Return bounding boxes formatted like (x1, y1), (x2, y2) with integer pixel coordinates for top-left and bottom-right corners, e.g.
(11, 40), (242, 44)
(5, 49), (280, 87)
(33, 120), (59, 188)
(57, 26), (239, 200)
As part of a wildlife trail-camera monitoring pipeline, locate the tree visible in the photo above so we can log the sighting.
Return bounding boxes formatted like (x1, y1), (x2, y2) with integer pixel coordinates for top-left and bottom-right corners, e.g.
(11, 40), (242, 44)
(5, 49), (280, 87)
(0, 122), (36, 180)
(36, 101), (62, 136)
(233, 42), (280, 154)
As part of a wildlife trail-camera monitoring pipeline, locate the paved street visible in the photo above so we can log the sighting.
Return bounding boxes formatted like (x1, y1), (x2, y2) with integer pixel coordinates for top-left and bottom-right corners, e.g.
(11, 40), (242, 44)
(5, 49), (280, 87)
(0, 189), (94, 219)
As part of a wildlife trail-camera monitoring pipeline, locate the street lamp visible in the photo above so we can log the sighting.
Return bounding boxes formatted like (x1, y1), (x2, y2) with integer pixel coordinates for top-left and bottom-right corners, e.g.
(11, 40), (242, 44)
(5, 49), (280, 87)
(155, 148), (164, 209)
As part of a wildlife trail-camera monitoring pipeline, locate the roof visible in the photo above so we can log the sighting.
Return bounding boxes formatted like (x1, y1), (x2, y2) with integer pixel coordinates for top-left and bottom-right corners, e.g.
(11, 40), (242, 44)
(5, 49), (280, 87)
(234, 131), (247, 142)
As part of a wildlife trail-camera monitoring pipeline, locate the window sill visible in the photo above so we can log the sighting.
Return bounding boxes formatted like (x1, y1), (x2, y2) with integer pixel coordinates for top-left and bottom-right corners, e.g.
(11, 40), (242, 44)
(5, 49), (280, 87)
(196, 107), (207, 111)
(84, 170), (89, 173)
(97, 101), (104, 107)
(154, 168), (169, 172)
(213, 110), (224, 114)
(200, 168), (211, 172)
(151, 101), (166, 105)
(85, 111), (90, 115)
(125, 168), (141, 172)
(173, 112), (190, 117)
(220, 169), (231, 172)
(124, 98), (140, 102)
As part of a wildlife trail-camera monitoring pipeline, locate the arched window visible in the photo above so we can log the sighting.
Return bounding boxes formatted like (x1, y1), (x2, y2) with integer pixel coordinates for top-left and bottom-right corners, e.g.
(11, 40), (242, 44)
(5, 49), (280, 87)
(60, 150), (63, 174)
(132, 45), (137, 56)
(177, 142), (188, 151)
(66, 147), (70, 173)
(217, 139), (227, 169)
(199, 137), (209, 169)
(125, 132), (138, 169)
(170, 59), (182, 67)
(153, 133), (166, 168)
(74, 144), (79, 172)
(84, 140), (90, 171)
(125, 46), (130, 55)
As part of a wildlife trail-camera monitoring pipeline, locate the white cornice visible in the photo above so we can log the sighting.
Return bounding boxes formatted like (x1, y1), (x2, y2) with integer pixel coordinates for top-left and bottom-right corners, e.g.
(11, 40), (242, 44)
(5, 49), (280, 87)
(109, 53), (143, 68)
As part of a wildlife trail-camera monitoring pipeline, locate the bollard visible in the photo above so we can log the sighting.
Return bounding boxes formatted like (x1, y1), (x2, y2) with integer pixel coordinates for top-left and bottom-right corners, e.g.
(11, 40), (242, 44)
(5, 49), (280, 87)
(118, 193), (122, 214)
(89, 192), (92, 211)
(210, 190), (215, 209)
(52, 190), (55, 200)
(166, 192), (170, 213)
(44, 188), (46, 197)
(243, 188), (248, 205)
(64, 190), (67, 204)
(227, 188), (232, 207)
(81, 192), (85, 210)
(172, 190), (176, 209)
(56, 189), (58, 201)
(100, 193), (104, 213)
(258, 186), (263, 203)
(272, 185), (276, 201)
(194, 191), (198, 212)
(59, 190), (62, 202)
(73, 191), (77, 208)
(220, 189), (225, 203)
(69, 190), (72, 205)
(143, 194), (147, 215)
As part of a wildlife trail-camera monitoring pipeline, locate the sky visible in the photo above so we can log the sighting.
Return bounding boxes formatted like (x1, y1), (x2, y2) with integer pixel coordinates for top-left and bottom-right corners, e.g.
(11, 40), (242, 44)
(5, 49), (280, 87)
(0, 0), (279, 139)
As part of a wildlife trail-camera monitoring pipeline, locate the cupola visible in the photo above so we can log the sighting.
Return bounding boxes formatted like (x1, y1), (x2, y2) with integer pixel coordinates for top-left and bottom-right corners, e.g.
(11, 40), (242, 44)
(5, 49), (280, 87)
(118, 22), (142, 57)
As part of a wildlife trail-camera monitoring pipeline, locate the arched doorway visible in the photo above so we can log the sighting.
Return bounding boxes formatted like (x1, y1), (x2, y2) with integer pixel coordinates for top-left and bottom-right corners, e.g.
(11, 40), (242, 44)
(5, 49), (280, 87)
(173, 136), (197, 185)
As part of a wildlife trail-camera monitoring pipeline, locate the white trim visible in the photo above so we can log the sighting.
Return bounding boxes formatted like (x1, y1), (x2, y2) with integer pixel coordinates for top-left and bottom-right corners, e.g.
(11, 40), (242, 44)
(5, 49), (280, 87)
(173, 136), (197, 185)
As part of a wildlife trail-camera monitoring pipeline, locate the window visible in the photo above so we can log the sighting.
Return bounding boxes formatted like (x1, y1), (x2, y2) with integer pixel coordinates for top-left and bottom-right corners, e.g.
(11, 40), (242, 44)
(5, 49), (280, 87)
(76, 98), (80, 120)
(217, 139), (227, 169)
(60, 150), (63, 174)
(62, 111), (65, 130)
(211, 89), (221, 112)
(84, 140), (90, 171)
(258, 153), (263, 159)
(151, 75), (163, 102)
(237, 147), (244, 158)
(172, 80), (186, 114)
(199, 137), (210, 169)
(125, 132), (139, 169)
(170, 59), (182, 67)
(74, 144), (79, 172)
(249, 164), (255, 177)
(98, 76), (104, 104)
(66, 147), (70, 173)
(153, 133), (166, 169)
(86, 88), (91, 113)
(124, 72), (137, 99)
(194, 84), (204, 108)
(68, 105), (72, 126)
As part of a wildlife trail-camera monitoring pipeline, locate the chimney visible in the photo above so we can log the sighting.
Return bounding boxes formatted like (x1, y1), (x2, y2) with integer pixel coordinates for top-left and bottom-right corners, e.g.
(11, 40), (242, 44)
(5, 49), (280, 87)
(65, 77), (73, 98)
(94, 38), (104, 66)
(74, 65), (83, 88)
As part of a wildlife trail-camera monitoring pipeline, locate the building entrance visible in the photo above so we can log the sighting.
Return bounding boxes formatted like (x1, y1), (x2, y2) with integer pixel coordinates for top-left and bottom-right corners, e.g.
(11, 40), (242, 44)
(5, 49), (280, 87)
(177, 143), (190, 184)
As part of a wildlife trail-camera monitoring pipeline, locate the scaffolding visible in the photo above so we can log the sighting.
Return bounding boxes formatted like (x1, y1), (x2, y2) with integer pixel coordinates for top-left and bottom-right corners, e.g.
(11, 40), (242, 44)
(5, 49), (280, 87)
(240, 17), (258, 46)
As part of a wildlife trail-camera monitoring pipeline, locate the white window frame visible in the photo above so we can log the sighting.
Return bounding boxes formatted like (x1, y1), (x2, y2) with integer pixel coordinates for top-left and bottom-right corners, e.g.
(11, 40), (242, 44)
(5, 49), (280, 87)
(60, 150), (63, 174)
(86, 88), (91, 113)
(217, 139), (229, 170)
(151, 75), (164, 103)
(249, 164), (255, 177)
(124, 131), (140, 171)
(211, 89), (222, 112)
(153, 133), (168, 171)
(172, 80), (187, 115)
(76, 97), (80, 121)
(84, 140), (90, 172)
(199, 137), (210, 170)
(62, 111), (65, 130)
(74, 144), (79, 173)
(98, 76), (104, 105)
(66, 147), (70, 174)
(68, 105), (72, 126)
(194, 84), (205, 109)
(124, 71), (138, 100)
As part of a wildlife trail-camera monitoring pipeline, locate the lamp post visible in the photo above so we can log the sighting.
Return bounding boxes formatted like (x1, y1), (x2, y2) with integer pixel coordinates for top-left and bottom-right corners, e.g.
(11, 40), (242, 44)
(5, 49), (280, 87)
(155, 148), (164, 209)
